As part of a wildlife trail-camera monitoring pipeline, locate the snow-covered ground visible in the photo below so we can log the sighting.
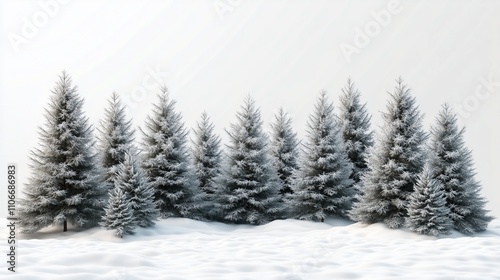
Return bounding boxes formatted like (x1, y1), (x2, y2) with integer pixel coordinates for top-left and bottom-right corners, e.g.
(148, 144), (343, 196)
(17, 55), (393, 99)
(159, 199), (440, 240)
(1, 218), (499, 279)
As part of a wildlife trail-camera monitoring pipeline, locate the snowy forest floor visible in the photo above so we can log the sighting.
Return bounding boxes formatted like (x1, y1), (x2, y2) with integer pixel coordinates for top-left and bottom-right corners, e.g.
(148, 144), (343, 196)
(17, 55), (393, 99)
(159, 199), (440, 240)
(1, 218), (499, 280)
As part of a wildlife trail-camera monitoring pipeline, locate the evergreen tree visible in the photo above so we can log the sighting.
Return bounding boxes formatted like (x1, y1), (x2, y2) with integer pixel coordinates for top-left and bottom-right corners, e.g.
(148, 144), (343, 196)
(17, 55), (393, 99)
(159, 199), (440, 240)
(338, 79), (373, 191)
(290, 91), (354, 221)
(115, 151), (159, 228)
(351, 79), (427, 229)
(97, 92), (136, 191)
(407, 163), (452, 236)
(214, 96), (282, 224)
(429, 104), (493, 234)
(191, 112), (222, 196)
(18, 72), (106, 233)
(141, 88), (202, 219)
(100, 187), (135, 238)
(270, 108), (299, 195)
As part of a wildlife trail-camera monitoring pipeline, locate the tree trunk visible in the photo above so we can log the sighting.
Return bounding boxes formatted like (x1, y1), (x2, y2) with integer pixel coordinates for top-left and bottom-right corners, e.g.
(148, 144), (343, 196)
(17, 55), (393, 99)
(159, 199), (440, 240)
(63, 219), (67, 232)
(321, 217), (324, 223)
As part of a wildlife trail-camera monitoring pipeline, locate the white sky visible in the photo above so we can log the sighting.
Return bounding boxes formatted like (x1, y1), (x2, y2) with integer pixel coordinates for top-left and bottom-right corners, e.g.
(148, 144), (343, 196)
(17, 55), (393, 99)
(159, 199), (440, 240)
(1, 0), (500, 217)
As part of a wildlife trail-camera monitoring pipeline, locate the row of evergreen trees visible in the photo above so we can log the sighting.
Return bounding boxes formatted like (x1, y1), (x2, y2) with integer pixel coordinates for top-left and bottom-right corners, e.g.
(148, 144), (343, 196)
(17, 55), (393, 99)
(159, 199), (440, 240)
(18, 72), (493, 237)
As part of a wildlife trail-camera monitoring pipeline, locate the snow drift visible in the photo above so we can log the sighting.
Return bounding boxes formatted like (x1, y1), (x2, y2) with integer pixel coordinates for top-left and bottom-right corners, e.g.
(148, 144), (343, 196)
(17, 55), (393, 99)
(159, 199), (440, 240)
(1, 217), (499, 279)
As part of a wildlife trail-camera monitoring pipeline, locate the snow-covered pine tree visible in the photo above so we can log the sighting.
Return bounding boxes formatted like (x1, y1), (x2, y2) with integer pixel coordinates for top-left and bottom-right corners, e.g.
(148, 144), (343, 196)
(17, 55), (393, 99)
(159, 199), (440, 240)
(290, 91), (354, 221)
(214, 96), (283, 224)
(406, 163), (452, 237)
(350, 79), (427, 229)
(18, 72), (107, 233)
(191, 112), (222, 196)
(98, 92), (136, 192)
(270, 107), (299, 195)
(429, 104), (493, 234)
(338, 79), (373, 192)
(115, 151), (159, 228)
(100, 187), (135, 238)
(141, 88), (202, 219)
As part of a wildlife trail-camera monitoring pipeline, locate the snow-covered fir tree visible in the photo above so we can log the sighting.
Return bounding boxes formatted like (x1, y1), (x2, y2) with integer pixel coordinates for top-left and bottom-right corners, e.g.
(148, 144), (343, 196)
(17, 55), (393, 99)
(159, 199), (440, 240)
(351, 79), (427, 229)
(141, 88), (203, 219)
(270, 107), (299, 195)
(338, 79), (373, 193)
(100, 187), (136, 238)
(214, 96), (283, 224)
(97, 92), (136, 192)
(290, 91), (354, 221)
(115, 151), (159, 228)
(191, 112), (222, 196)
(406, 163), (452, 237)
(429, 104), (493, 234)
(18, 72), (107, 233)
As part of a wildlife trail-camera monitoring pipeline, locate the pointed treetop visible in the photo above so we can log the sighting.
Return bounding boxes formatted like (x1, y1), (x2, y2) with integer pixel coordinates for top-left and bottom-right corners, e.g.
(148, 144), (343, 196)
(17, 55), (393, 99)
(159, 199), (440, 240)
(159, 85), (169, 95)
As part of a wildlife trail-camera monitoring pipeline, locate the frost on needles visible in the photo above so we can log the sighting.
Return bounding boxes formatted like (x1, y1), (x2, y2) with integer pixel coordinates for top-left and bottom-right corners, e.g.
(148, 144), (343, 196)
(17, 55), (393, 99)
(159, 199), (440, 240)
(269, 107), (299, 196)
(100, 187), (136, 238)
(100, 151), (159, 236)
(97, 92), (136, 193)
(191, 112), (223, 197)
(337, 79), (373, 196)
(290, 91), (355, 221)
(141, 88), (204, 220)
(18, 72), (107, 233)
(406, 163), (452, 237)
(428, 104), (493, 234)
(116, 151), (159, 227)
(351, 79), (427, 229)
(18, 72), (494, 236)
(213, 96), (283, 224)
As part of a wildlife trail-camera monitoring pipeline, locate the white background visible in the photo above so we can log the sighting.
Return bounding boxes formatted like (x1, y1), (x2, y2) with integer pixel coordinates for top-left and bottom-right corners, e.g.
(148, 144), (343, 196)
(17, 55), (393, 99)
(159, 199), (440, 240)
(1, 0), (499, 218)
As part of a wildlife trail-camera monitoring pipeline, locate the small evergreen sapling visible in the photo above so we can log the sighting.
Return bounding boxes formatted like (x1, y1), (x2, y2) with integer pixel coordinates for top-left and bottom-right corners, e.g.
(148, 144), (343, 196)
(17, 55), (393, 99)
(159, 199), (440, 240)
(115, 151), (159, 228)
(100, 187), (136, 238)
(407, 164), (452, 237)
(429, 104), (493, 234)
(290, 91), (354, 221)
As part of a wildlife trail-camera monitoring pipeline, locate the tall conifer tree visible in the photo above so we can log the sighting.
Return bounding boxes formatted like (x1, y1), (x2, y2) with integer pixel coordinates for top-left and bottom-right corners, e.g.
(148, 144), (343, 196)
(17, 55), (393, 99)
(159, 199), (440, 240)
(429, 104), (493, 234)
(19, 72), (106, 233)
(98, 92), (136, 192)
(270, 108), (299, 195)
(338, 79), (373, 193)
(214, 96), (282, 224)
(351, 79), (427, 228)
(290, 91), (354, 221)
(191, 112), (222, 196)
(141, 88), (202, 219)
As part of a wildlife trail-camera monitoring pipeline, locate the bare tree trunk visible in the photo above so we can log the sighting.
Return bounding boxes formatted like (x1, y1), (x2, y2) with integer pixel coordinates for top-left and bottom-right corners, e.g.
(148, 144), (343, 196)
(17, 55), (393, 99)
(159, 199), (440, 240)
(63, 219), (67, 232)
(321, 217), (324, 223)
